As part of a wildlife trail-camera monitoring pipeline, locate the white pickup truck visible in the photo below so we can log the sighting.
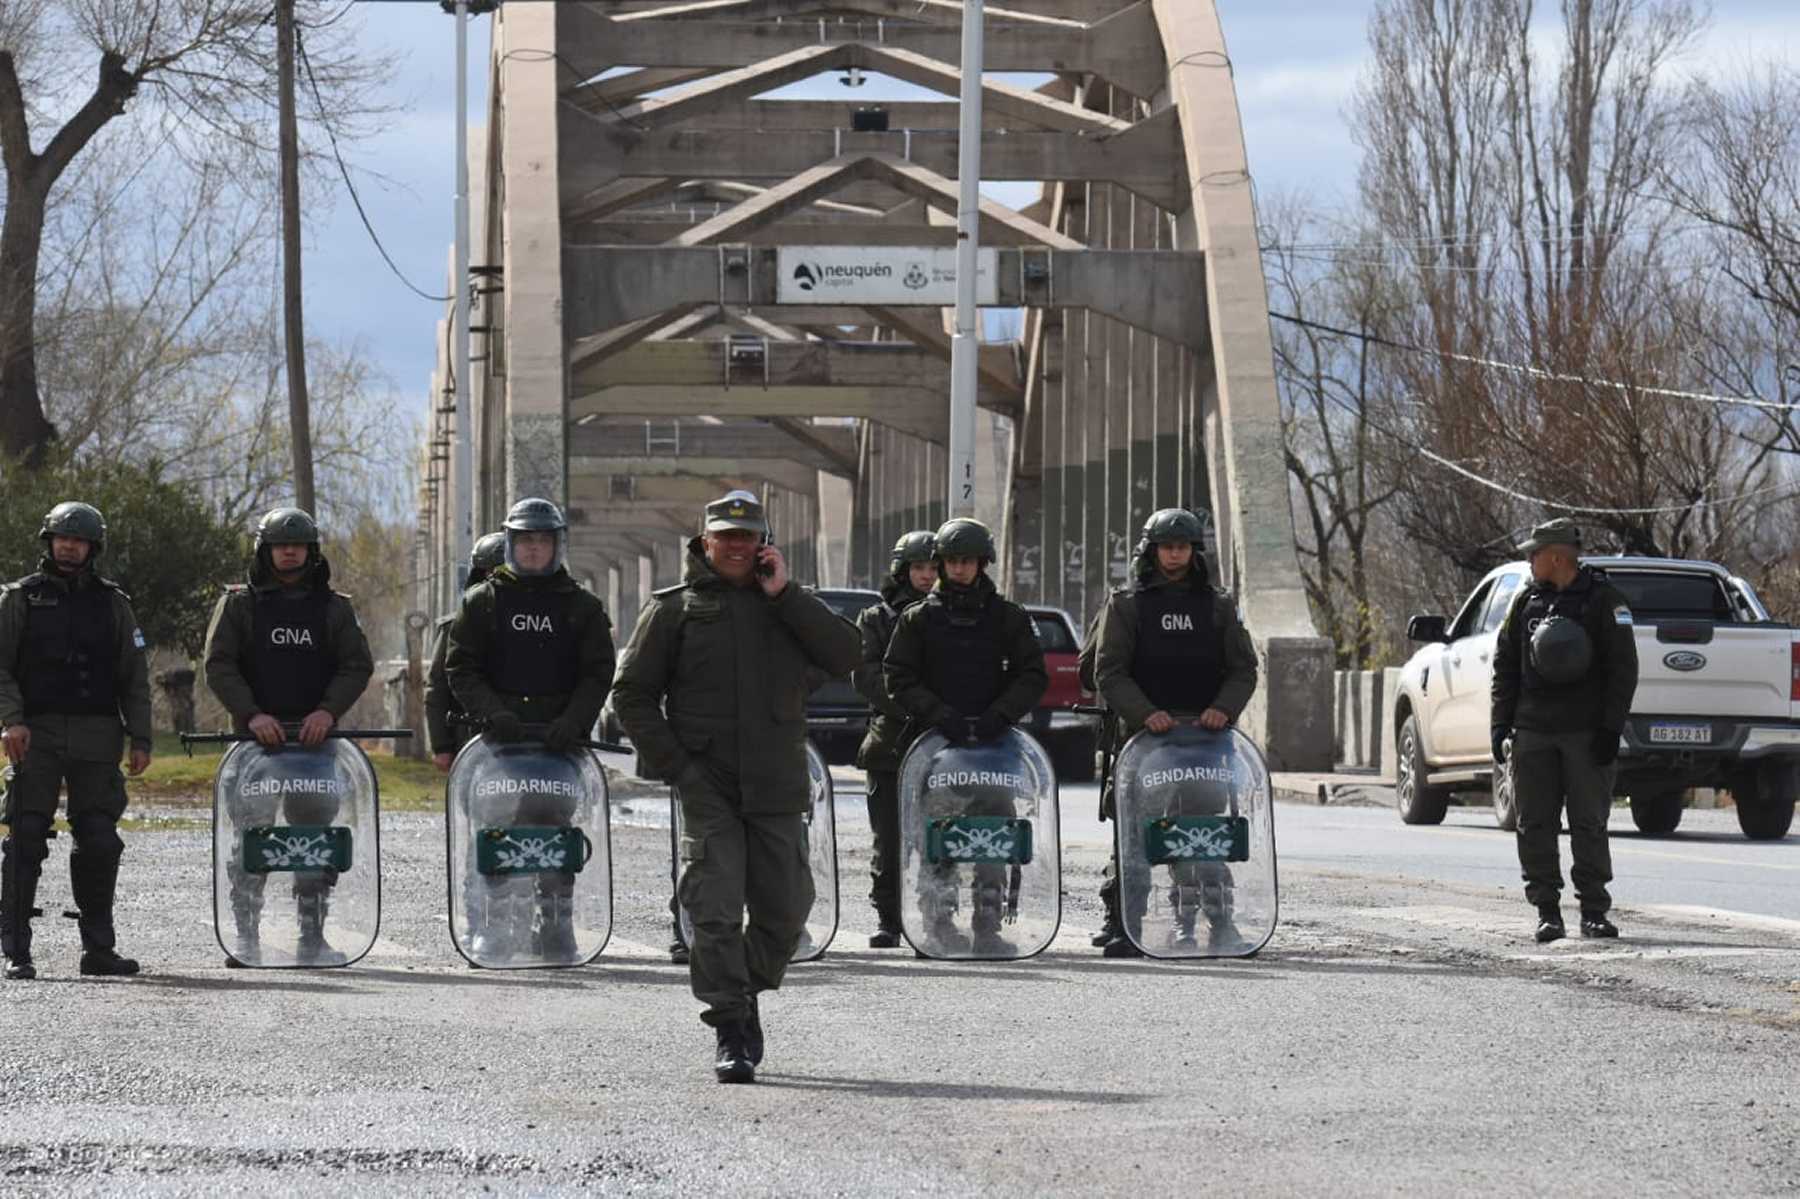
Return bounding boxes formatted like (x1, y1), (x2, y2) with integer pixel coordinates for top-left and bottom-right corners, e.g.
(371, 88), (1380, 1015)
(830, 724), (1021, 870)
(1392, 557), (1800, 840)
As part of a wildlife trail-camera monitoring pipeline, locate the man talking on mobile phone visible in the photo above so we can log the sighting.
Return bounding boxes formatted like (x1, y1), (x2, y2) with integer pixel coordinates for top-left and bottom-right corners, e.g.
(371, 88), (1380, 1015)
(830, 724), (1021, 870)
(611, 490), (860, 1084)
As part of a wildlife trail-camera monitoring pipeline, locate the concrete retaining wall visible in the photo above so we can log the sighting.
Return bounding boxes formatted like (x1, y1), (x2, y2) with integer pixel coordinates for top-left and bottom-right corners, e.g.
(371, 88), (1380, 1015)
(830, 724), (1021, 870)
(1333, 668), (1402, 779)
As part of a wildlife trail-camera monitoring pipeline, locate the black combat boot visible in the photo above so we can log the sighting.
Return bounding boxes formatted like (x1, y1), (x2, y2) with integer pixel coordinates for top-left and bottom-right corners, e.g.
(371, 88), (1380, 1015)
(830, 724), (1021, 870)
(1580, 912), (1619, 939)
(970, 882), (1014, 957)
(869, 909), (903, 948)
(71, 838), (136, 976)
(714, 1019), (756, 1084)
(296, 890), (346, 966)
(80, 948), (139, 976)
(1535, 906), (1566, 944)
(745, 993), (765, 1066)
(3, 832), (46, 980)
(536, 888), (579, 960)
(669, 939), (690, 964)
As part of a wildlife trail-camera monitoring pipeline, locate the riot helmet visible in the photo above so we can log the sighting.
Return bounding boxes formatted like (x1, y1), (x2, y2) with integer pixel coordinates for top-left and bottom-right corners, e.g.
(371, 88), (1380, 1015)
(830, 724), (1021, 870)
(502, 498), (568, 578)
(469, 531), (506, 587)
(1528, 615), (1593, 685)
(40, 501), (106, 561)
(888, 530), (936, 585)
(933, 518), (995, 564)
(254, 507), (322, 580)
(1136, 507), (1205, 577)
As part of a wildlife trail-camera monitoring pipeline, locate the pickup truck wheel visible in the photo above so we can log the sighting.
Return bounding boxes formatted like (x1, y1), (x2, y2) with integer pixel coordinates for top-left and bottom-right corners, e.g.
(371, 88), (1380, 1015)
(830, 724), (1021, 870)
(1490, 755), (1519, 832)
(1628, 789), (1685, 836)
(1395, 716), (1450, 825)
(1731, 764), (1797, 840)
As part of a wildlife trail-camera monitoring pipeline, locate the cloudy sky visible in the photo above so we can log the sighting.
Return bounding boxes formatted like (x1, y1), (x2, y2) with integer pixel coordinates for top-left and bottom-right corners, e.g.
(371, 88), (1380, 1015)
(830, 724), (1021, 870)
(305, 1), (1799, 400)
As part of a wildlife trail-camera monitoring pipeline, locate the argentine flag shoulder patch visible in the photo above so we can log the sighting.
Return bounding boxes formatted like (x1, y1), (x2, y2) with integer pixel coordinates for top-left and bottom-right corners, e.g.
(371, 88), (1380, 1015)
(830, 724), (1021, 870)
(132, 627), (146, 649)
(1612, 606), (1633, 626)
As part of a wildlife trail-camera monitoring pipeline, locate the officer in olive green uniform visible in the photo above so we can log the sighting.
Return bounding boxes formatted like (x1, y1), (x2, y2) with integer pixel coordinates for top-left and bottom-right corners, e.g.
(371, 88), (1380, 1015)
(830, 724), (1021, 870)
(1492, 518), (1638, 943)
(612, 492), (860, 1084)
(202, 508), (375, 965)
(883, 518), (1048, 954)
(1091, 508), (1259, 957)
(446, 499), (615, 959)
(853, 530), (937, 947)
(446, 500), (614, 748)
(0, 502), (154, 981)
(425, 531), (505, 770)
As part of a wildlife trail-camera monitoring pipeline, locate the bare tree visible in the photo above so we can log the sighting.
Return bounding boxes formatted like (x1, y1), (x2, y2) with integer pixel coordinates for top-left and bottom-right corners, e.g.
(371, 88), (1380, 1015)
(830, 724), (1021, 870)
(0, 0), (381, 466)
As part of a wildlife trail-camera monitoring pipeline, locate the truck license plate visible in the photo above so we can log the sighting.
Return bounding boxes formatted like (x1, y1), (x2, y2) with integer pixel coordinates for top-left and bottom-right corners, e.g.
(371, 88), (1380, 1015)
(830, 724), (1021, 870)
(1648, 723), (1712, 745)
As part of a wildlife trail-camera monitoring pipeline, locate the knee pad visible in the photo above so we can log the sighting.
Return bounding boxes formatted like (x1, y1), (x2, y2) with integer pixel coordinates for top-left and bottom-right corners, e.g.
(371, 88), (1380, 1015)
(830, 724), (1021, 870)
(4, 812), (55, 860)
(68, 811), (125, 861)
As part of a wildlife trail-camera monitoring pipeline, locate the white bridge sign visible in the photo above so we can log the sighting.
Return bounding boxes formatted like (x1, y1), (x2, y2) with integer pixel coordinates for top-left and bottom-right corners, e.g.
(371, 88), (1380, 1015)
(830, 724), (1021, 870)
(775, 246), (999, 305)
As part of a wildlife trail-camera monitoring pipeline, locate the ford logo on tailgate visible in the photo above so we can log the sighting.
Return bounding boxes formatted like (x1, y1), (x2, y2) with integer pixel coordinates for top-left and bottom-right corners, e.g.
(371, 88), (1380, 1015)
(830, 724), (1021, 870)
(1663, 651), (1707, 672)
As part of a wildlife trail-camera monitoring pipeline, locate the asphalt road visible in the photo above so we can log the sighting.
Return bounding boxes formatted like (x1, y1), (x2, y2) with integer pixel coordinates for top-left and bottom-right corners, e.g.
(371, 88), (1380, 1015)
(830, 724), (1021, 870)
(1, 761), (1796, 1195)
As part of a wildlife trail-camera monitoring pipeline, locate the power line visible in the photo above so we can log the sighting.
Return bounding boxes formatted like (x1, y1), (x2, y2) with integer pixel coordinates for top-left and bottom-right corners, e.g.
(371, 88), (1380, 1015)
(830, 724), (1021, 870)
(1273, 312), (1798, 517)
(1269, 310), (1800, 414)
(295, 28), (453, 303)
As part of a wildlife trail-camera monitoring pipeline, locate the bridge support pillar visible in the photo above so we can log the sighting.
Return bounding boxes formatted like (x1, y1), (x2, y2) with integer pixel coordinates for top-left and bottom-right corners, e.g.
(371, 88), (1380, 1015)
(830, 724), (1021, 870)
(499, 2), (567, 505)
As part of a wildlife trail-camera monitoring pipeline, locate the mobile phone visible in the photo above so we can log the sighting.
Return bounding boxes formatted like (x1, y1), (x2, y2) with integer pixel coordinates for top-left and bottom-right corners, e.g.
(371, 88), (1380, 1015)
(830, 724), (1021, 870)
(754, 531), (777, 578)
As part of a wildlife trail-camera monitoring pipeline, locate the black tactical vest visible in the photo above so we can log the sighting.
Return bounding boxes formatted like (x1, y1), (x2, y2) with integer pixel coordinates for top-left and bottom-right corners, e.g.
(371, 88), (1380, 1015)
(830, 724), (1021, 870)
(486, 584), (579, 698)
(247, 588), (336, 719)
(17, 575), (119, 718)
(920, 592), (1006, 715)
(1518, 574), (1596, 693)
(1131, 583), (1224, 712)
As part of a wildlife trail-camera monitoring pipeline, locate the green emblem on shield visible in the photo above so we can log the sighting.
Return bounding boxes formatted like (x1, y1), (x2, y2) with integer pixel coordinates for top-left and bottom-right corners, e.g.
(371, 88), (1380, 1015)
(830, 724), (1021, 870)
(1144, 815), (1249, 864)
(243, 826), (353, 873)
(476, 826), (589, 875)
(926, 816), (1033, 865)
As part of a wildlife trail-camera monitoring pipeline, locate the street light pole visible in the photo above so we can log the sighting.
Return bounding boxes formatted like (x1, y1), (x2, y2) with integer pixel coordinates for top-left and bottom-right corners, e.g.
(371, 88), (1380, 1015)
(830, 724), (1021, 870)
(451, 0), (474, 585)
(947, 0), (985, 519)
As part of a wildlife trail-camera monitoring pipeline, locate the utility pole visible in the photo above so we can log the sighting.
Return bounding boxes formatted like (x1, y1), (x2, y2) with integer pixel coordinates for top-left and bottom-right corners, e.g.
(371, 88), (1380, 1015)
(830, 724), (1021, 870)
(947, 0), (985, 519)
(450, 0), (475, 583)
(276, 0), (315, 514)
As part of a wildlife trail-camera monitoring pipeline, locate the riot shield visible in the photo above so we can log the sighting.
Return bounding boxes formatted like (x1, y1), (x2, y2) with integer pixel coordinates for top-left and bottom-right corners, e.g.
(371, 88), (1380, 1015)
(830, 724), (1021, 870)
(211, 739), (380, 968)
(1113, 723), (1278, 958)
(445, 737), (612, 969)
(897, 728), (1061, 960)
(670, 738), (838, 962)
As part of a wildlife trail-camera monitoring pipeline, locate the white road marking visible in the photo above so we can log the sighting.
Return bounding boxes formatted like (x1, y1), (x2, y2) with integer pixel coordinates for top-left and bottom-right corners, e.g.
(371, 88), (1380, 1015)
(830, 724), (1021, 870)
(1638, 904), (1800, 938)
(1509, 946), (1800, 963)
(1420, 825), (1800, 872)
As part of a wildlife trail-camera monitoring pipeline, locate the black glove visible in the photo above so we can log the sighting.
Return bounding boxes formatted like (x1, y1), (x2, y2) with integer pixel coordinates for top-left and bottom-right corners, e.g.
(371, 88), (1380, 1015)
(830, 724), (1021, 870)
(543, 716), (581, 753)
(1591, 728), (1620, 766)
(486, 711), (523, 743)
(972, 710), (1010, 742)
(1491, 726), (1511, 764)
(936, 709), (968, 743)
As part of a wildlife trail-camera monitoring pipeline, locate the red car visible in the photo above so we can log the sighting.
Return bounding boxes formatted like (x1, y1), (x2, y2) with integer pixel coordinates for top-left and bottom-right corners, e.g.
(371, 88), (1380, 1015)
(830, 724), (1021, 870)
(1022, 605), (1099, 781)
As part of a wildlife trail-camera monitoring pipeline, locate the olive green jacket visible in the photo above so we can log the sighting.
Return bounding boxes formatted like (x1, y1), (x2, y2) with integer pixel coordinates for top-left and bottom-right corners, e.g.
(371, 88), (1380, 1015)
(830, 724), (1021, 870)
(1092, 569), (1259, 735)
(445, 567), (615, 733)
(853, 578), (927, 771)
(1493, 567), (1639, 734)
(883, 573), (1048, 727)
(202, 562), (374, 731)
(0, 562), (153, 760)
(611, 541), (861, 814)
(424, 614), (458, 754)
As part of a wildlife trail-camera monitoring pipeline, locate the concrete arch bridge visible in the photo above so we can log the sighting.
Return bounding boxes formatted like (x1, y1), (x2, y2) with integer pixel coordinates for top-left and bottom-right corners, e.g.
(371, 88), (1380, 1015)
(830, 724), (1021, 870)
(416, 0), (1331, 766)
